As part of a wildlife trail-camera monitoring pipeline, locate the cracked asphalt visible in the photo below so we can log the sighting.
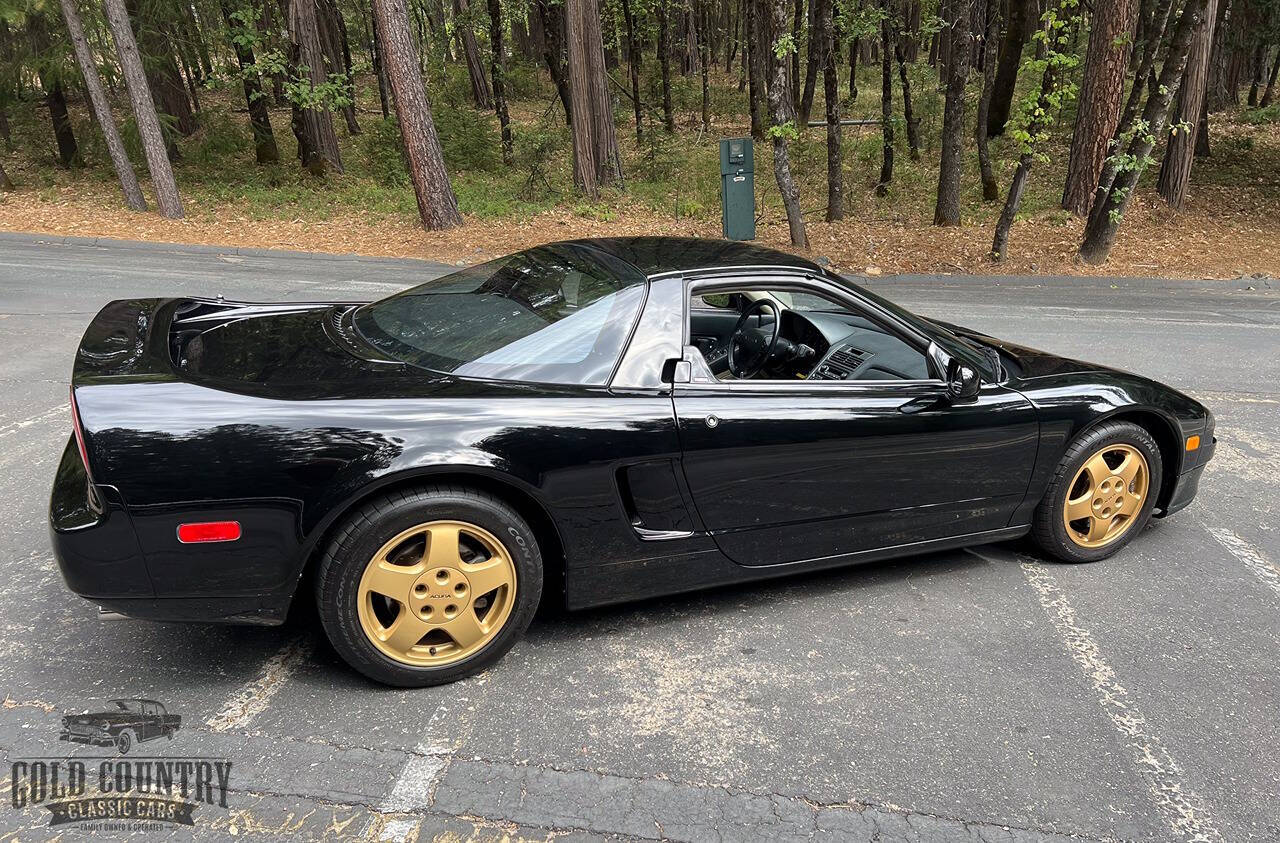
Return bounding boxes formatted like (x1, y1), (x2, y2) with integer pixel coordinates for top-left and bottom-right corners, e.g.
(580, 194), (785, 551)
(0, 233), (1276, 842)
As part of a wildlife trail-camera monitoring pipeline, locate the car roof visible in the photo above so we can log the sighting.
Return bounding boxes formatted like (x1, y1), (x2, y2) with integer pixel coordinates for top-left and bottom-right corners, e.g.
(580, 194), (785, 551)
(548, 237), (822, 279)
(111, 698), (163, 705)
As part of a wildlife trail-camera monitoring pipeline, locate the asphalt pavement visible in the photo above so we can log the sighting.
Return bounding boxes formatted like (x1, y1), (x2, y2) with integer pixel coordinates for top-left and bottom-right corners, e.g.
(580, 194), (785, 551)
(0, 232), (1276, 842)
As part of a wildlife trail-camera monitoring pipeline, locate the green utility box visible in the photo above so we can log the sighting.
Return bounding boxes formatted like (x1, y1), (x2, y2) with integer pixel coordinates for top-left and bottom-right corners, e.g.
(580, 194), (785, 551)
(719, 137), (755, 241)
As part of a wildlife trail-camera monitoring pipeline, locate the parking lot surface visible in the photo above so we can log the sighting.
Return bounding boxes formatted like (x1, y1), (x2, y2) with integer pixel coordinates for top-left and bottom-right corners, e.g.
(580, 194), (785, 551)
(0, 233), (1276, 841)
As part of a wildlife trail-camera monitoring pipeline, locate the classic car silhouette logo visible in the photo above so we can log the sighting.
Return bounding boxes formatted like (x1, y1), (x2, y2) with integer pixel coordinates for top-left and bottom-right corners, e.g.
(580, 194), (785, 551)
(59, 698), (181, 755)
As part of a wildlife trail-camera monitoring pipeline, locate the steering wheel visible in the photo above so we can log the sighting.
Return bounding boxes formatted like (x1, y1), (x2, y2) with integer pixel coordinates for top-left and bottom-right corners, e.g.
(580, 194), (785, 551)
(727, 299), (782, 379)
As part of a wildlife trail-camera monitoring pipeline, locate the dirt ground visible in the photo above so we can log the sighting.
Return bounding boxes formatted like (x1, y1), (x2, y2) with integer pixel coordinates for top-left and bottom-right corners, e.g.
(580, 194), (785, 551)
(1, 179), (1276, 279)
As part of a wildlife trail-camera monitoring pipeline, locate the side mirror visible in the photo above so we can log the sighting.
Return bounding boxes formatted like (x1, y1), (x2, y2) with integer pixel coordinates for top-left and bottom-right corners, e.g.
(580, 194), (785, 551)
(947, 362), (981, 402)
(927, 341), (980, 403)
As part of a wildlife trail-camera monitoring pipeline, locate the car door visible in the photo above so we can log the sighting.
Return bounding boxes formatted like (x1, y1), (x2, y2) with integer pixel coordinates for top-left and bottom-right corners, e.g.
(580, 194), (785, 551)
(671, 279), (1039, 568)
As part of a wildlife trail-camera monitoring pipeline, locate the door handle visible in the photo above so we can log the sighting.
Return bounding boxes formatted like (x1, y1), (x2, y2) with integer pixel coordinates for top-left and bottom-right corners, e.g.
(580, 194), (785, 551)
(898, 396), (941, 415)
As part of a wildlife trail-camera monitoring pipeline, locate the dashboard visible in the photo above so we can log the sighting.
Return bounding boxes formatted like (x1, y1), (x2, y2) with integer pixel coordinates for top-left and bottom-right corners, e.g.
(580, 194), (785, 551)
(779, 310), (931, 381)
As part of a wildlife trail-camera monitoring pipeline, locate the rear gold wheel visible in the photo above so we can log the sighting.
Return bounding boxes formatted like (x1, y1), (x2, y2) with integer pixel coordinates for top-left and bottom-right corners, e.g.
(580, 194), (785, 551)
(317, 485), (543, 686)
(357, 520), (517, 667)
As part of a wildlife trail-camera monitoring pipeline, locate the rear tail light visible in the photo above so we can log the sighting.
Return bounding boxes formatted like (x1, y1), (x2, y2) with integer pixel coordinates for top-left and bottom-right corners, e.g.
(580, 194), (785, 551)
(177, 522), (242, 543)
(69, 387), (94, 482)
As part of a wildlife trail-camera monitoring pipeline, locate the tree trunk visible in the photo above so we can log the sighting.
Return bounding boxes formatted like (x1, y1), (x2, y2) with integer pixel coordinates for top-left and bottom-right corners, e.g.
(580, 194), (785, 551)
(992, 13), (1063, 260)
(934, 0), (972, 225)
(1062, 0), (1136, 216)
(487, 0), (514, 164)
(370, 12), (392, 117)
(895, 41), (920, 159)
(319, 0), (361, 134)
(1079, 0), (1210, 263)
(706, 0), (716, 129)
(566, 0), (621, 193)
(455, 0), (494, 107)
(790, 0), (803, 105)
(0, 161), (12, 191)
(622, 0), (644, 140)
(103, 0), (184, 217)
(769, 0), (808, 245)
(535, 0), (573, 124)
(1157, 0), (1217, 209)
(975, 0), (1000, 200)
(219, 0), (281, 164)
(875, 1), (894, 196)
(747, 0), (764, 136)
(986, 0), (1030, 135)
(658, 0), (677, 132)
(1204, 0), (1232, 110)
(29, 14), (81, 168)
(59, 0), (147, 208)
(372, 0), (464, 228)
(849, 35), (859, 100)
(287, 0), (344, 173)
(1246, 42), (1264, 106)
(799, 0), (827, 124)
(125, 0), (197, 139)
(1262, 48), (1280, 107)
(822, 0), (842, 220)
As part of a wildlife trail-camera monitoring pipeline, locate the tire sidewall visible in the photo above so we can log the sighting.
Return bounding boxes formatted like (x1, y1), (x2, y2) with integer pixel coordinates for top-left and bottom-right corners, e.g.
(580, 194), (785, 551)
(318, 488), (543, 687)
(1040, 422), (1164, 563)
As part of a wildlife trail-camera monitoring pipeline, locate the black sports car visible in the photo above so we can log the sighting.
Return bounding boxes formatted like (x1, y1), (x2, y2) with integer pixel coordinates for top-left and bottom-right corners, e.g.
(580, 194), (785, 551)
(51, 237), (1215, 686)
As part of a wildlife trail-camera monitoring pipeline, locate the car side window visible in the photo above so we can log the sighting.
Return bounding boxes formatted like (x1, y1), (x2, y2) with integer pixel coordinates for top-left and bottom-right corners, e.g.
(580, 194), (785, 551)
(687, 285), (931, 383)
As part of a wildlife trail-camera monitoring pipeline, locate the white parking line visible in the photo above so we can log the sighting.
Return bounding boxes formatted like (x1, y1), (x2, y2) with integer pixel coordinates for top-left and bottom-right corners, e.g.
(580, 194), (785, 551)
(969, 549), (1222, 842)
(205, 637), (313, 732)
(1207, 528), (1280, 600)
(380, 688), (476, 813)
(0, 406), (64, 440)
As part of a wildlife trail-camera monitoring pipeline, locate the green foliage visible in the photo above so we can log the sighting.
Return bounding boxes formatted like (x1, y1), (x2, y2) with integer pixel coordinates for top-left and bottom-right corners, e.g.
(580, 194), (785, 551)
(435, 105), (503, 172)
(1240, 105), (1280, 125)
(362, 117), (410, 187)
(768, 120), (800, 141)
(187, 112), (252, 167)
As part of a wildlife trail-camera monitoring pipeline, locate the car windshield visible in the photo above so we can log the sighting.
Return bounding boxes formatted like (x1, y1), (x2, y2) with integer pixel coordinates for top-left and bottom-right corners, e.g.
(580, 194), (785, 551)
(113, 700), (143, 713)
(353, 244), (647, 386)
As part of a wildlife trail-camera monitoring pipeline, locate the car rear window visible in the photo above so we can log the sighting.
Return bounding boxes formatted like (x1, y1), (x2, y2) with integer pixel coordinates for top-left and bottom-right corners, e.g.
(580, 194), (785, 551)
(353, 244), (646, 386)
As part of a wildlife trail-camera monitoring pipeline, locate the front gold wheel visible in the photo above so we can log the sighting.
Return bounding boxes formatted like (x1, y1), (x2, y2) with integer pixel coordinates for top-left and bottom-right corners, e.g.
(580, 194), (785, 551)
(1061, 444), (1149, 549)
(357, 520), (517, 667)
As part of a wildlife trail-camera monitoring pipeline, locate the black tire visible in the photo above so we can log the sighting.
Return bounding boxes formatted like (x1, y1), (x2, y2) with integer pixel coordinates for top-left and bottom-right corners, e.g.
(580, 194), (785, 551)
(1032, 420), (1163, 563)
(315, 485), (543, 687)
(117, 729), (134, 755)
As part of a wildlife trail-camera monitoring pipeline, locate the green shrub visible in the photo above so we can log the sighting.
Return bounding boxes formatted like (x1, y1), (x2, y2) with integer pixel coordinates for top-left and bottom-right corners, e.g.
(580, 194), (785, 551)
(187, 112), (251, 168)
(362, 117), (410, 186)
(435, 104), (503, 172)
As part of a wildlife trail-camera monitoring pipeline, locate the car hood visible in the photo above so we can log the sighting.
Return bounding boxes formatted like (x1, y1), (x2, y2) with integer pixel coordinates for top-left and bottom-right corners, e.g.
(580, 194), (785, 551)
(933, 319), (1113, 379)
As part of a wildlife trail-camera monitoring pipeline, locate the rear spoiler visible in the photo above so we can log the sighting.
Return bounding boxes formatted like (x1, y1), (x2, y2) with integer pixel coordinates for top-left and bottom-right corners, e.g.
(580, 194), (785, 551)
(72, 298), (179, 386)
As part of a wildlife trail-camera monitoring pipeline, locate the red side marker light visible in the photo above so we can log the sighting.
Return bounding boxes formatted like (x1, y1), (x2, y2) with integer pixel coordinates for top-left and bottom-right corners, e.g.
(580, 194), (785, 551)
(177, 521), (242, 543)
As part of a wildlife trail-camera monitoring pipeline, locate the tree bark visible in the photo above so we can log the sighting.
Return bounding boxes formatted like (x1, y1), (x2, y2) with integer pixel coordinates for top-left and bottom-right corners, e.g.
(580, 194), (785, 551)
(799, 0), (827, 124)
(934, 0), (972, 225)
(975, 0), (1000, 200)
(622, 0), (645, 140)
(455, 0), (494, 107)
(1261, 47), (1280, 107)
(487, 0), (514, 164)
(895, 40), (920, 159)
(658, 0), (677, 132)
(103, 0), (184, 217)
(747, 0), (765, 137)
(1157, 0), (1217, 209)
(1062, 0), (1136, 216)
(1079, 0), (1210, 263)
(822, 0), (842, 220)
(125, 0), (197, 139)
(219, 0), (281, 164)
(992, 12), (1063, 260)
(566, 0), (621, 193)
(29, 13), (81, 168)
(769, 0), (808, 245)
(319, 0), (361, 134)
(0, 161), (12, 191)
(986, 0), (1030, 135)
(790, 0), (803, 104)
(534, 0), (573, 124)
(701, 0), (712, 130)
(288, 0), (345, 174)
(875, 0), (894, 196)
(372, 0), (464, 228)
(370, 12), (392, 117)
(59, 0), (147, 207)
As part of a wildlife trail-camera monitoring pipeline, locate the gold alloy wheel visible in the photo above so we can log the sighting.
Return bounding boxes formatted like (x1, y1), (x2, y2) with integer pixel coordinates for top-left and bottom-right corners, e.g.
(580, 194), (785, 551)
(1062, 444), (1150, 548)
(356, 520), (517, 667)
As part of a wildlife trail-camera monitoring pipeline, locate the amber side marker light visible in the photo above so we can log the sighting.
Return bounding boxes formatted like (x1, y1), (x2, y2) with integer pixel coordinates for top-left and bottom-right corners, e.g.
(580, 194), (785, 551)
(1185, 435), (1201, 451)
(177, 522), (242, 543)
